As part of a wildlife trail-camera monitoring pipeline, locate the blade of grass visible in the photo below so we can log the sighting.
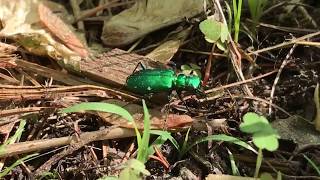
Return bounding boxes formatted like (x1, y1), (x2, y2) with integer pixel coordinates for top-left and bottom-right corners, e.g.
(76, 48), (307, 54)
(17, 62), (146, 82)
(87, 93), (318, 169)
(150, 130), (179, 151)
(137, 100), (151, 163)
(61, 102), (142, 152)
(227, 148), (240, 175)
(181, 134), (256, 156)
(254, 148), (263, 178)
(303, 154), (320, 176)
(179, 127), (191, 159)
(0, 153), (38, 177)
(0, 120), (26, 155)
(61, 102), (134, 122)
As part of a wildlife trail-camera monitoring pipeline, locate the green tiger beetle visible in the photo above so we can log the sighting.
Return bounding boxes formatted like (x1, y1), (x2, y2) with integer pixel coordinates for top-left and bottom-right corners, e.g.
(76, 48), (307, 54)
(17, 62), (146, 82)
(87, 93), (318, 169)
(126, 62), (203, 110)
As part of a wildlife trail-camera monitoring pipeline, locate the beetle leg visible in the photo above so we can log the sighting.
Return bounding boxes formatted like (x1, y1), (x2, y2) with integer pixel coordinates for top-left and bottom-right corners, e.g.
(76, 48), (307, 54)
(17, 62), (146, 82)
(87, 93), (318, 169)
(132, 62), (147, 73)
(176, 90), (193, 113)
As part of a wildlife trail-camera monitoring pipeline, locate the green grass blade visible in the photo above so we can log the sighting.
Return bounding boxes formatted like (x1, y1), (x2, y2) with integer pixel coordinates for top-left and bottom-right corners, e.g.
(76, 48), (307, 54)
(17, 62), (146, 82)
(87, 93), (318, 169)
(151, 130), (180, 152)
(303, 154), (320, 176)
(254, 148), (263, 178)
(61, 102), (142, 153)
(61, 102), (134, 122)
(0, 120), (26, 155)
(225, 1), (232, 32)
(179, 128), (191, 159)
(181, 134), (257, 156)
(0, 153), (38, 177)
(234, 0), (242, 42)
(137, 100), (151, 163)
(227, 148), (240, 175)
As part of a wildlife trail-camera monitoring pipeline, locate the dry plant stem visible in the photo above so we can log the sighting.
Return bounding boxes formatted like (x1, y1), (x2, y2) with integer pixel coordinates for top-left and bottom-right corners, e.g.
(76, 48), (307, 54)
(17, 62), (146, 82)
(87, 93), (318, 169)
(0, 127), (135, 158)
(15, 69), (41, 86)
(236, 96), (291, 117)
(201, 95), (291, 116)
(246, 19), (317, 34)
(73, 0), (119, 23)
(248, 31), (320, 55)
(35, 126), (117, 175)
(179, 49), (227, 57)
(202, 44), (216, 86)
(0, 107), (48, 119)
(268, 44), (296, 115)
(0, 84), (138, 102)
(15, 59), (102, 86)
(205, 70), (278, 94)
(122, 141), (135, 163)
(295, 41), (320, 46)
(213, 0), (253, 97)
(70, 0), (85, 30)
(0, 72), (19, 84)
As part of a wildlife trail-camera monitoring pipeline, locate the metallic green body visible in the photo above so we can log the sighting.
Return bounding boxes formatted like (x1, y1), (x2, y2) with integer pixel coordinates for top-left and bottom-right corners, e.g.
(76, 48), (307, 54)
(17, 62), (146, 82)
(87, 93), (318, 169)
(126, 69), (201, 94)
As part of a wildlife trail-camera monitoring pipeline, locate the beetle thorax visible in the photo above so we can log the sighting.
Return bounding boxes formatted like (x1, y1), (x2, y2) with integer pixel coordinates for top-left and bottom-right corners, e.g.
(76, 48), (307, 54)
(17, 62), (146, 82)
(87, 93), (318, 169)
(174, 74), (200, 90)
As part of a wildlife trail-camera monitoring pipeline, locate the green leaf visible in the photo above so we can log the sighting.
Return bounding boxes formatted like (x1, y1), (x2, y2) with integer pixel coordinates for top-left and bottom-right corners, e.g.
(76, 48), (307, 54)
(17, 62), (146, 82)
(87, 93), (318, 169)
(127, 159), (150, 176)
(253, 128), (279, 151)
(98, 176), (119, 180)
(182, 64), (202, 78)
(181, 134), (257, 156)
(181, 65), (191, 71)
(199, 19), (222, 43)
(227, 148), (240, 175)
(0, 153), (38, 177)
(220, 23), (229, 43)
(189, 63), (201, 70)
(260, 172), (274, 180)
(0, 120), (26, 155)
(216, 40), (227, 52)
(151, 130), (180, 151)
(136, 100), (151, 163)
(60, 102), (134, 122)
(61, 102), (142, 149)
(118, 159), (150, 180)
(240, 112), (269, 133)
(240, 112), (280, 151)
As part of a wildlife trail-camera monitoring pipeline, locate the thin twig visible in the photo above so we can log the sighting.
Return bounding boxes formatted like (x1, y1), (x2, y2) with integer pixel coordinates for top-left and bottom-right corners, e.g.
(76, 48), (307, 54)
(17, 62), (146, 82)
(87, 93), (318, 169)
(214, 0), (253, 97)
(268, 44), (297, 115)
(205, 70), (278, 94)
(248, 31), (320, 55)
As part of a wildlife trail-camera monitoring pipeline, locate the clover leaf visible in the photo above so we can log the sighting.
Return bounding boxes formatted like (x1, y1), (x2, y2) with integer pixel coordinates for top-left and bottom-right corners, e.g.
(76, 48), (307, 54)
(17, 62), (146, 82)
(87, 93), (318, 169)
(240, 112), (280, 151)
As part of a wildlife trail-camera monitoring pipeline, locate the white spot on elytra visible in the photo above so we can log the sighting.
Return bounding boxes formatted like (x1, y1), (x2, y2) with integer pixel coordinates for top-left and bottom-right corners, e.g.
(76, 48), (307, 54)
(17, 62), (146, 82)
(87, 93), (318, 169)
(147, 86), (151, 90)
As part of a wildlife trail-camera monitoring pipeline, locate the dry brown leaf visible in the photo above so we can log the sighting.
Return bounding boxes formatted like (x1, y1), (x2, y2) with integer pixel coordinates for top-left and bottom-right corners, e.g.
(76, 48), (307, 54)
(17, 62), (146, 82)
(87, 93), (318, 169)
(0, 0), (84, 64)
(38, 3), (89, 58)
(98, 99), (193, 130)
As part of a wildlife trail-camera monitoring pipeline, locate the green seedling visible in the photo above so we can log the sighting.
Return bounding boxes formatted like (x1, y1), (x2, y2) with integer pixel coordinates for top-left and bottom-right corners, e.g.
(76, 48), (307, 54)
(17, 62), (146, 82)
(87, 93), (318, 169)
(0, 119), (39, 177)
(199, 17), (229, 51)
(240, 112), (280, 178)
(62, 100), (175, 179)
(232, 0), (243, 42)
(248, 0), (268, 29)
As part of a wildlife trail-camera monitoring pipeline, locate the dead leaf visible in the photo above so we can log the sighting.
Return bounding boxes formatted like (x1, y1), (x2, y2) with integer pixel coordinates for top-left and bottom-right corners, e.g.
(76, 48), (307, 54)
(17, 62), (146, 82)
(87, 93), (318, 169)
(146, 40), (181, 64)
(0, 0), (84, 64)
(97, 99), (193, 131)
(38, 3), (89, 58)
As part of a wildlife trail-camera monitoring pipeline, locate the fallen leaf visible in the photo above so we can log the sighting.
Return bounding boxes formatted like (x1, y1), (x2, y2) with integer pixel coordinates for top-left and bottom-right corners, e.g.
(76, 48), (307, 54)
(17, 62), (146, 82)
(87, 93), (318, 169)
(38, 3), (89, 58)
(97, 99), (193, 131)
